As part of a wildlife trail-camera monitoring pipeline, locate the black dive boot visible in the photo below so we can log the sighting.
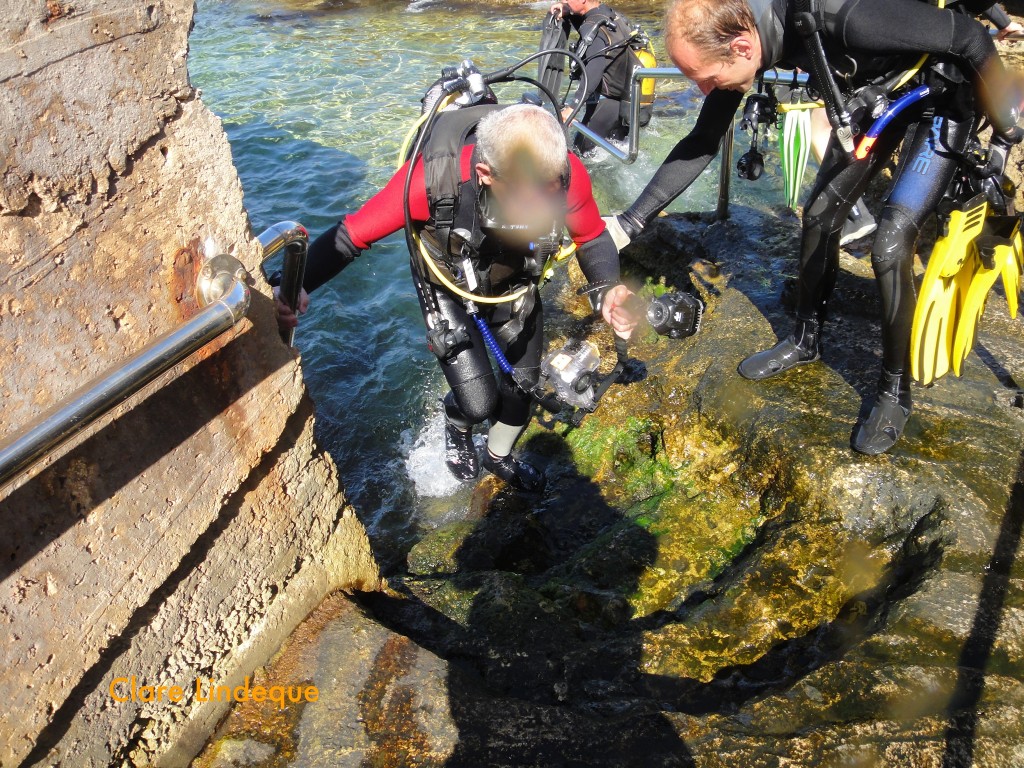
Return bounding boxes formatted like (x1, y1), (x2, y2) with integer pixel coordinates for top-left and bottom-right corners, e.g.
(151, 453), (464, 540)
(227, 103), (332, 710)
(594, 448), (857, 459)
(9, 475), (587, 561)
(481, 452), (546, 494)
(738, 316), (822, 380)
(851, 368), (912, 455)
(444, 419), (479, 481)
(442, 392), (479, 481)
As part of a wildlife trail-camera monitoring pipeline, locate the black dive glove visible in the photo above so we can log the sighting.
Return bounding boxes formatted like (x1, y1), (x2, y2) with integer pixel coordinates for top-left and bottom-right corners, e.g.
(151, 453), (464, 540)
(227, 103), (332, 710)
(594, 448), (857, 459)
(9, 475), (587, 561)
(300, 221), (362, 293)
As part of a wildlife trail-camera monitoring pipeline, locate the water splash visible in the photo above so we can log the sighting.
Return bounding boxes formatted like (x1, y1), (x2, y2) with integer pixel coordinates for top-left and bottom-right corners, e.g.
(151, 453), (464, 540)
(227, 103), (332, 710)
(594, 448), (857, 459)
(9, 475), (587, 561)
(402, 407), (476, 498)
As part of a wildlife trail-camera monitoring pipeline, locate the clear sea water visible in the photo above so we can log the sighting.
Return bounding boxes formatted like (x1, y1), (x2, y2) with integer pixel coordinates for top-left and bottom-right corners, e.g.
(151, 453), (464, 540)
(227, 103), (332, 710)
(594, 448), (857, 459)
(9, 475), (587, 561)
(188, 0), (787, 566)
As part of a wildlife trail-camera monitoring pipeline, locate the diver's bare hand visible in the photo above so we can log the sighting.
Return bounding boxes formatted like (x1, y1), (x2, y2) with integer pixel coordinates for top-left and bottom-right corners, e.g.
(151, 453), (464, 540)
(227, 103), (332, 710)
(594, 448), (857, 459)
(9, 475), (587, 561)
(273, 286), (309, 330)
(602, 284), (638, 340)
(550, 2), (565, 19)
(997, 21), (1024, 41)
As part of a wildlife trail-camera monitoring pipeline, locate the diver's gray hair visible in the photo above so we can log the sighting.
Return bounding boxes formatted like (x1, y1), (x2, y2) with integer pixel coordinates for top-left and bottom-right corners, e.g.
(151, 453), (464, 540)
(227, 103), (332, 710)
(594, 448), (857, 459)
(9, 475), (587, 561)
(476, 104), (568, 180)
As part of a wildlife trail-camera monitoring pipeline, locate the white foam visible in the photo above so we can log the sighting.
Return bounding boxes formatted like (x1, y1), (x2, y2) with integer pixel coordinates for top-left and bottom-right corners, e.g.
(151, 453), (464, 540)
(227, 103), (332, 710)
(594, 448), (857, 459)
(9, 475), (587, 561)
(405, 0), (437, 13)
(403, 408), (481, 498)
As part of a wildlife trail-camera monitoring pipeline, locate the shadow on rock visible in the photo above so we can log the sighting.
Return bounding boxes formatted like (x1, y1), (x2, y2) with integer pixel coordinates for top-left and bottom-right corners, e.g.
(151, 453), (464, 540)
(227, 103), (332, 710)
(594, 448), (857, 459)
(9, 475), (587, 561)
(359, 432), (697, 767)
(942, 449), (1024, 768)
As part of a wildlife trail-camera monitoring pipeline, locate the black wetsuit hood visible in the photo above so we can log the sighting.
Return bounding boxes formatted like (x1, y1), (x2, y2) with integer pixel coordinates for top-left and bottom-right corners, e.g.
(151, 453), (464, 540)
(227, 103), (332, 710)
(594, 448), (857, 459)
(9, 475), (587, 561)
(751, 0), (789, 70)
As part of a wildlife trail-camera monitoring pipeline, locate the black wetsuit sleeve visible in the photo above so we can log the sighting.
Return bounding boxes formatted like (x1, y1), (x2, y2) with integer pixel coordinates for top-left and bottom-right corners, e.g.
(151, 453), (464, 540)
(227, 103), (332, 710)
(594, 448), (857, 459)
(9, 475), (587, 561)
(623, 88), (743, 228)
(982, 4), (1012, 29)
(575, 230), (621, 286)
(833, 0), (998, 79)
(302, 222), (361, 293)
(566, 24), (615, 108)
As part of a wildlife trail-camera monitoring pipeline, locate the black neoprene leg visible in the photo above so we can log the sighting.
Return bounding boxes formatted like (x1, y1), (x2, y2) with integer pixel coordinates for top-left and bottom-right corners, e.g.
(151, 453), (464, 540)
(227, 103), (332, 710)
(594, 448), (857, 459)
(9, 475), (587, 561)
(491, 297), (544, 429)
(574, 98), (628, 153)
(872, 109), (976, 372)
(416, 279), (545, 432)
(738, 116), (909, 381)
(797, 125), (907, 320)
(419, 288), (499, 428)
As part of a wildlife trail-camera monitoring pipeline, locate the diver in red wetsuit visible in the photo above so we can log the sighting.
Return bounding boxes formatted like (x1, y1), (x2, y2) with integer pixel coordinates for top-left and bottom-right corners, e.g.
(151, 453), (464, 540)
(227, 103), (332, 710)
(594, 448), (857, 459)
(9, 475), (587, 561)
(276, 104), (637, 492)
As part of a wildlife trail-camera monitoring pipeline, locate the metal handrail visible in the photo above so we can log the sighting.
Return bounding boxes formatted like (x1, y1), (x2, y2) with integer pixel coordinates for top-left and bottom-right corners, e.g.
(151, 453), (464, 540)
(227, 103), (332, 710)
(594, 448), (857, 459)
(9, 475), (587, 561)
(573, 68), (810, 219)
(0, 254), (252, 492)
(257, 221), (308, 347)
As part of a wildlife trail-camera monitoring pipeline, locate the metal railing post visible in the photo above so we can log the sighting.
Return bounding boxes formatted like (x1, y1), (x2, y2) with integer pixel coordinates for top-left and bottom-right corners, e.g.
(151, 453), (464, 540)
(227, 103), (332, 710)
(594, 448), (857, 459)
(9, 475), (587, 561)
(717, 116), (735, 220)
(569, 69), (811, 219)
(0, 254), (252, 491)
(257, 221), (308, 347)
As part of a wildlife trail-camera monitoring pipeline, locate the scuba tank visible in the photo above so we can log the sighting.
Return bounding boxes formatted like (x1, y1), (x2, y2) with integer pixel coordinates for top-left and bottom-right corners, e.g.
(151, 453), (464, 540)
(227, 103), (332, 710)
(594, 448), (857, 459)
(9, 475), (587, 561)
(561, 8), (657, 128)
(625, 27), (657, 127)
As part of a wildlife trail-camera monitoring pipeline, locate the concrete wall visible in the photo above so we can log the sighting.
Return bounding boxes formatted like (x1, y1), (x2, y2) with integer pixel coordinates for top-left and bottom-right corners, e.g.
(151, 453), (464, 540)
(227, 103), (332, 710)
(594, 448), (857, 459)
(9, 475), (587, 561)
(0, 1), (381, 765)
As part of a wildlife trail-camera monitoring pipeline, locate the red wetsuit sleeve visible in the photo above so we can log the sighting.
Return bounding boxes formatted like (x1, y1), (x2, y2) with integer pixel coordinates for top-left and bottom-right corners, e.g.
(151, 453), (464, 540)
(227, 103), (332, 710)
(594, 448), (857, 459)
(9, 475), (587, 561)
(343, 157), (429, 249)
(343, 146), (476, 249)
(565, 153), (607, 245)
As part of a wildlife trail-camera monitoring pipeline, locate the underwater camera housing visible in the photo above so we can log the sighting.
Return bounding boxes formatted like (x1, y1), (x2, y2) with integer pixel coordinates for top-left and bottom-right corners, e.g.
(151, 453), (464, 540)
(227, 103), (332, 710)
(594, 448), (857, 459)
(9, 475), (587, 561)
(740, 92), (776, 133)
(737, 92), (777, 181)
(647, 291), (704, 339)
(737, 149), (765, 181)
(540, 338), (602, 412)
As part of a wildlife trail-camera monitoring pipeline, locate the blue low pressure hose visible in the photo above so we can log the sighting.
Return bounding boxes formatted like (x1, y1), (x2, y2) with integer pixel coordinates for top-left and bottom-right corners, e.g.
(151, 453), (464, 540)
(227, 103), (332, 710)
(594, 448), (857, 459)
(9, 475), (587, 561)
(472, 313), (515, 375)
(855, 85), (931, 159)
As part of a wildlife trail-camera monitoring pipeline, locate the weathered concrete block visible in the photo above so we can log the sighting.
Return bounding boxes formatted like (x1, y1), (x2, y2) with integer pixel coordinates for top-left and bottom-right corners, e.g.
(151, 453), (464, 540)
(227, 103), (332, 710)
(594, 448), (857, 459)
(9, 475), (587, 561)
(0, 2), (380, 765)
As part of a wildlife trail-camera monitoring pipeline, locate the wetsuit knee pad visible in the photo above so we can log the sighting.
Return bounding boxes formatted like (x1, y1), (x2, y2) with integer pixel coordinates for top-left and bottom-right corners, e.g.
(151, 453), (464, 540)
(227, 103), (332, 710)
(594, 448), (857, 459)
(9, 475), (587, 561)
(446, 378), (499, 425)
(803, 190), (849, 237)
(870, 206), (919, 270)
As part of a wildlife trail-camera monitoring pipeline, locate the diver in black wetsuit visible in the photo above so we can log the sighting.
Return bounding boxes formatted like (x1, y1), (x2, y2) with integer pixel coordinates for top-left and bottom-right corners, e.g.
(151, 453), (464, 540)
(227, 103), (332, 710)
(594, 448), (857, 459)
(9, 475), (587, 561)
(604, 0), (1022, 454)
(550, 0), (647, 153)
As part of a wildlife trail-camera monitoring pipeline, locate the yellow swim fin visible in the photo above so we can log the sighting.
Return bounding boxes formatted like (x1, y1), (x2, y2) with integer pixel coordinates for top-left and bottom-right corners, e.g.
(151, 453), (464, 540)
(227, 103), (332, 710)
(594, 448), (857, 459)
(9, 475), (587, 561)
(911, 194), (988, 385)
(1000, 218), (1023, 319)
(950, 217), (1021, 376)
(950, 241), (998, 376)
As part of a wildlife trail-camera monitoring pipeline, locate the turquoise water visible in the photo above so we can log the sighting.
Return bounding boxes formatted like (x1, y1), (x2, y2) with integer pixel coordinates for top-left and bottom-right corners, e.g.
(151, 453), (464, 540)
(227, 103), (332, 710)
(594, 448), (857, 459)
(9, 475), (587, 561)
(188, 0), (787, 565)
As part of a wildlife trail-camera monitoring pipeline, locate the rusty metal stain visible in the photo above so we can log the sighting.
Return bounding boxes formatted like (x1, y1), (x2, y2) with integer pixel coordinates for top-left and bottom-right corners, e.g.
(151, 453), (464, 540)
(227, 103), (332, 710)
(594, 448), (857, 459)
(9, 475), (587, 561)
(44, 1), (72, 24)
(170, 241), (200, 319)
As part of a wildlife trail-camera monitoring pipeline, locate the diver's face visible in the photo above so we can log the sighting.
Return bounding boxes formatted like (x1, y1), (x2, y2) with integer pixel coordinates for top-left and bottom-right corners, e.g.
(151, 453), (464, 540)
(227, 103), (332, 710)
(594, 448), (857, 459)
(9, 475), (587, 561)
(477, 162), (564, 238)
(669, 31), (761, 95)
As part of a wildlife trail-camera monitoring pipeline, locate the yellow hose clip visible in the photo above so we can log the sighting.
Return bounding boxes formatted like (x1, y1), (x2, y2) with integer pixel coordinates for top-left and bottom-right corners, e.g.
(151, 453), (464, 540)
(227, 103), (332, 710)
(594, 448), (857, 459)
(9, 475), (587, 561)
(541, 240), (578, 283)
(777, 100), (825, 112)
(414, 229), (531, 305)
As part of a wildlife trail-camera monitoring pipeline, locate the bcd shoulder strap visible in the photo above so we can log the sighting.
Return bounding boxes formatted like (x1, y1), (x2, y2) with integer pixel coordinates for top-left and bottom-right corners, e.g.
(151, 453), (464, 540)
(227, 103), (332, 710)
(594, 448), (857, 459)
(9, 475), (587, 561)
(421, 103), (505, 259)
(592, 10), (631, 57)
(793, 0), (855, 155)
